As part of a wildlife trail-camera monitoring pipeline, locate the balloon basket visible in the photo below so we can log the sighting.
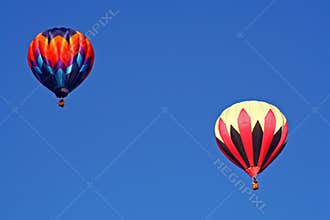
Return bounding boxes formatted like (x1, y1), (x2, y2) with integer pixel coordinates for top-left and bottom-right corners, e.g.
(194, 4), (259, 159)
(252, 179), (259, 190)
(58, 99), (65, 107)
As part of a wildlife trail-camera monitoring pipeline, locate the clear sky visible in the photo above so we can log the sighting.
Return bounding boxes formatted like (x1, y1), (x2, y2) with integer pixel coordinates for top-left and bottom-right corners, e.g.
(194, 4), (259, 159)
(1, 0), (329, 219)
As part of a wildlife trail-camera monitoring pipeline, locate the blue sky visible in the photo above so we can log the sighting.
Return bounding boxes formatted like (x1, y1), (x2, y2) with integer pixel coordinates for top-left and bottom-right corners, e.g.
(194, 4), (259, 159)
(1, 0), (330, 219)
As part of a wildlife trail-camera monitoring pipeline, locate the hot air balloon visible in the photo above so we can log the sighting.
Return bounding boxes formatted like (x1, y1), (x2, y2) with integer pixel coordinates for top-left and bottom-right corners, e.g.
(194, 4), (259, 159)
(27, 27), (94, 107)
(214, 101), (288, 190)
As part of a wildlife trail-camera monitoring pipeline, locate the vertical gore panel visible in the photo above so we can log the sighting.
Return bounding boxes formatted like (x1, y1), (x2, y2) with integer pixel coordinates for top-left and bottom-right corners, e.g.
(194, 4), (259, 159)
(252, 121), (263, 166)
(230, 126), (250, 167)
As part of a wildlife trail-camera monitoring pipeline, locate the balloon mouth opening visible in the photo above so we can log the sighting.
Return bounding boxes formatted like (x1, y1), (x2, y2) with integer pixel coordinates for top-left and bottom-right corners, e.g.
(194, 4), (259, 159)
(245, 166), (260, 177)
(55, 88), (69, 98)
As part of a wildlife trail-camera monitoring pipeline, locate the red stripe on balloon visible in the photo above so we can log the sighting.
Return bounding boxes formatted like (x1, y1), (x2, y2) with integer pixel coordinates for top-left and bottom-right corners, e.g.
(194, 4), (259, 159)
(218, 119), (248, 169)
(257, 109), (276, 167)
(216, 139), (245, 170)
(261, 122), (288, 170)
(238, 109), (254, 166)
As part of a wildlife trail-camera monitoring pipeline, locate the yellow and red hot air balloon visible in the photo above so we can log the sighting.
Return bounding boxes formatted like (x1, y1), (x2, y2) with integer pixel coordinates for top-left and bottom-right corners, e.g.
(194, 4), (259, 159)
(214, 101), (288, 190)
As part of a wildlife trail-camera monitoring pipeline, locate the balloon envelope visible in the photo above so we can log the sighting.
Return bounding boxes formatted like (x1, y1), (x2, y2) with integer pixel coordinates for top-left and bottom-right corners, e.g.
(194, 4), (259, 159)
(215, 100), (288, 178)
(27, 27), (94, 99)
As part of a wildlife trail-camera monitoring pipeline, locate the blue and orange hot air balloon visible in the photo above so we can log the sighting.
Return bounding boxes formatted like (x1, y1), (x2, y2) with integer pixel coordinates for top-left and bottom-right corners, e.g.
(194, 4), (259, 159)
(215, 101), (288, 190)
(28, 27), (94, 107)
